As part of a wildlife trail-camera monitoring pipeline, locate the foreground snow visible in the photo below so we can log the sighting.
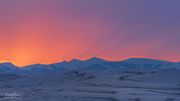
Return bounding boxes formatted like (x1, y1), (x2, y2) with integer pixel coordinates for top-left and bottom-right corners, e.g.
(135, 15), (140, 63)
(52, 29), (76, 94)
(0, 69), (180, 101)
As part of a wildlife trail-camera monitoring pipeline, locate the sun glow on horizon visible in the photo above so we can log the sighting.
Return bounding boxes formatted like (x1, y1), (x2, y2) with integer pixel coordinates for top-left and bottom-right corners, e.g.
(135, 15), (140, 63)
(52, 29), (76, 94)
(0, 0), (180, 66)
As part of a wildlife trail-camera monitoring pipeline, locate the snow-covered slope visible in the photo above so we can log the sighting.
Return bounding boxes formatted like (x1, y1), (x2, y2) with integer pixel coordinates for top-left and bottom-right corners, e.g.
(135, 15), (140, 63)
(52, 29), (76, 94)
(0, 68), (180, 101)
(0, 58), (180, 101)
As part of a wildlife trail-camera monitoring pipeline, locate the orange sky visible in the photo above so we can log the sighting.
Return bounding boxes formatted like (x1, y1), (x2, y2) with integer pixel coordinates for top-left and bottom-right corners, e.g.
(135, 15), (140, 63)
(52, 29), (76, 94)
(0, 0), (180, 66)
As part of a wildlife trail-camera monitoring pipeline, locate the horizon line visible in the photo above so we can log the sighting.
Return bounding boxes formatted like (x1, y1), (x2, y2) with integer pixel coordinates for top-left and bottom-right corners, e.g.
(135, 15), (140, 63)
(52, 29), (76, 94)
(0, 57), (179, 68)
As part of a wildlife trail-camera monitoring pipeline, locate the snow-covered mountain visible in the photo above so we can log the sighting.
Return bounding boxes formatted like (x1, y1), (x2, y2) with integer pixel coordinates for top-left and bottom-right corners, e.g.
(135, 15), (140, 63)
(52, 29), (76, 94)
(0, 57), (180, 75)
(0, 62), (20, 74)
(0, 58), (180, 101)
(121, 58), (180, 69)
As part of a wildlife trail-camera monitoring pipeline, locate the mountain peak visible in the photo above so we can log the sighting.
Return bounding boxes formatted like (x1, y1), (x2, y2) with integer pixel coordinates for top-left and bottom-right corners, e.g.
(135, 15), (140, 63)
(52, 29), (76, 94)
(123, 58), (171, 64)
(86, 57), (107, 63)
(89, 57), (101, 60)
(0, 62), (17, 67)
(70, 58), (82, 63)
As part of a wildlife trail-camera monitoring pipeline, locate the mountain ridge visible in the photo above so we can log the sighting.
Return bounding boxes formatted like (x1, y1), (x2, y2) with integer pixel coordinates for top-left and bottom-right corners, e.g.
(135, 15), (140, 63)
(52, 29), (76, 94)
(0, 57), (180, 75)
(0, 57), (178, 67)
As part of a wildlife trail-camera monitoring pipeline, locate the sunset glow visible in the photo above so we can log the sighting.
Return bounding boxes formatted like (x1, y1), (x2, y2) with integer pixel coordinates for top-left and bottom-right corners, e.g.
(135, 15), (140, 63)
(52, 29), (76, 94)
(0, 0), (180, 66)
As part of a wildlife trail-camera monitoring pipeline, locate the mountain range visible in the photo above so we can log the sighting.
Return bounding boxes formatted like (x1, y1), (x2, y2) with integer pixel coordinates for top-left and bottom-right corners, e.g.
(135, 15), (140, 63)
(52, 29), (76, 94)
(0, 57), (180, 75)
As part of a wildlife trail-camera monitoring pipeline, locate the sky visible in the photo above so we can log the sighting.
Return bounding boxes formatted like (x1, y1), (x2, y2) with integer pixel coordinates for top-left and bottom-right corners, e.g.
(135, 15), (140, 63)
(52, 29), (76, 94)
(0, 0), (180, 66)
